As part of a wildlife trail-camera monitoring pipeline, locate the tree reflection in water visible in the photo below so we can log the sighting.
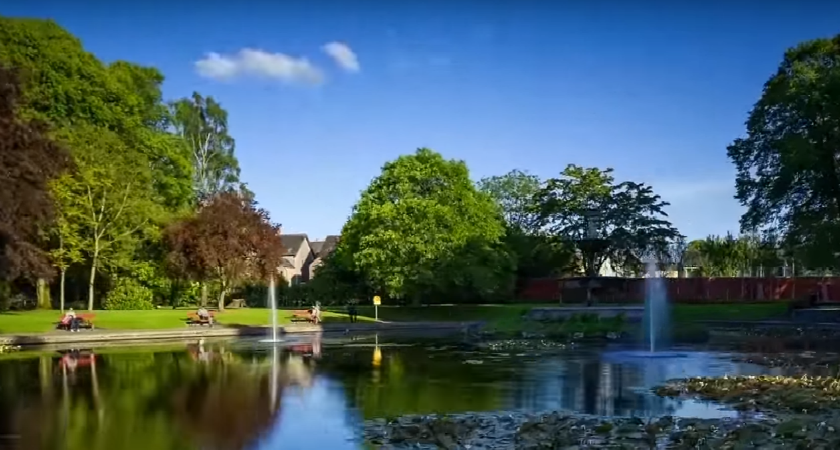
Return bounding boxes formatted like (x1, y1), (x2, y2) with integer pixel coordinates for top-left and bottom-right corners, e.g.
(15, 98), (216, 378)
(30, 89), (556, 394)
(0, 339), (762, 450)
(0, 342), (315, 450)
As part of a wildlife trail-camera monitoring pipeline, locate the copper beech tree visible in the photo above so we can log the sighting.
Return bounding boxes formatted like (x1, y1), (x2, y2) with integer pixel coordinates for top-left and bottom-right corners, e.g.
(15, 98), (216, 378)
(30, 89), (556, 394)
(164, 191), (283, 310)
(0, 66), (73, 285)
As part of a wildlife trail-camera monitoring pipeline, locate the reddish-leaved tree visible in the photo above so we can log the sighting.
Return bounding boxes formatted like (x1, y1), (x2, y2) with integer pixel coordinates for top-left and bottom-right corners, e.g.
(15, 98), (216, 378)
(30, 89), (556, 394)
(164, 191), (284, 310)
(0, 66), (73, 284)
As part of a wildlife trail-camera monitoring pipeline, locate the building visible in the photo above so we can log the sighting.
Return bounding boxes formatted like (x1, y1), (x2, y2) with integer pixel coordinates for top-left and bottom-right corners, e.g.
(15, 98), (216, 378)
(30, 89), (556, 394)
(277, 234), (340, 285)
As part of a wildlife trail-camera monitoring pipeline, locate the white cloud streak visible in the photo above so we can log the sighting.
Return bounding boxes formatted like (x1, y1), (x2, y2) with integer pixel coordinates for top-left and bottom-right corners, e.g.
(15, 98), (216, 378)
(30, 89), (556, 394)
(195, 48), (324, 85)
(321, 41), (360, 73)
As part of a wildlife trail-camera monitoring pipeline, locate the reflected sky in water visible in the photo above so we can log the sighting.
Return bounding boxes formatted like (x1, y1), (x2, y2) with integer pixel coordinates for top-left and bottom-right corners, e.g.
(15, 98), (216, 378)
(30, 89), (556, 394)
(0, 336), (784, 450)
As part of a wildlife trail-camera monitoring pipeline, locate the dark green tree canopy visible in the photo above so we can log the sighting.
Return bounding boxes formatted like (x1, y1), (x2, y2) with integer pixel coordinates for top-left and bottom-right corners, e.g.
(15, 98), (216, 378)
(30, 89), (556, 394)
(728, 34), (840, 267)
(535, 164), (681, 275)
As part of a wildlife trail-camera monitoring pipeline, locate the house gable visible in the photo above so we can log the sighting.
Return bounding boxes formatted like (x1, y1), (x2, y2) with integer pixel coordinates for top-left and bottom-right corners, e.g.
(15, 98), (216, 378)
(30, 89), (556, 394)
(278, 233), (316, 284)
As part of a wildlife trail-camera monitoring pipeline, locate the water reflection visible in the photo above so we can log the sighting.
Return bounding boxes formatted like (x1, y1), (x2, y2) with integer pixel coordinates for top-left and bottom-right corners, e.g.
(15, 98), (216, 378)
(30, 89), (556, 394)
(0, 337), (787, 450)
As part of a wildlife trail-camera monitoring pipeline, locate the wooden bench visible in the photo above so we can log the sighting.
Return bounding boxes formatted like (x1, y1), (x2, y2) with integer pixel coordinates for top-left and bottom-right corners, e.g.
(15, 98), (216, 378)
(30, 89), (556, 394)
(289, 309), (318, 323)
(56, 313), (96, 331)
(226, 299), (247, 309)
(186, 311), (216, 327)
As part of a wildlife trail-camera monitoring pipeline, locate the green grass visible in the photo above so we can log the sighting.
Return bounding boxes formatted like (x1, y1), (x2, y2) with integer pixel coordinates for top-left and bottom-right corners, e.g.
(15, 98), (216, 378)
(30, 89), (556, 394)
(0, 308), (371, 334)
(0, 302), (790, 335)
(355, 302), (790, 326)
(670, 302), (790, 323)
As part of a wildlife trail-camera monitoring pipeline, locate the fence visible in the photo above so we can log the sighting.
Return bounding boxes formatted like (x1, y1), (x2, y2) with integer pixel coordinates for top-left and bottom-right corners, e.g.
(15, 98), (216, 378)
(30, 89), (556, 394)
(518, 276), (840, 303)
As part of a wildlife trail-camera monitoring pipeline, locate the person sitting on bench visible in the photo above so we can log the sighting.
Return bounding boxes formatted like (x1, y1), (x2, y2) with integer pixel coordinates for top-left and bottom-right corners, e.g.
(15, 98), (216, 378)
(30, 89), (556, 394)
(62, 308), (80, 332)
(196, 307), (213, 325)
(311, 303), (322, 324)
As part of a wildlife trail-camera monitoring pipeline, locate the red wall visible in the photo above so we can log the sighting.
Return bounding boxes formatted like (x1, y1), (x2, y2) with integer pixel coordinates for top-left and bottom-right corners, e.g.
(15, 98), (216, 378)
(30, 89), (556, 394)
(518, 277), (840, 303)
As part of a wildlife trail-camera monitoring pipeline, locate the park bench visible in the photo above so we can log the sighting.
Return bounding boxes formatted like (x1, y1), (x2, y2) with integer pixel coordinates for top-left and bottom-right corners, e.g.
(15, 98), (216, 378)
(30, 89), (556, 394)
(56, 313), (96, 331)
(226, 298), (247, 309)
(186, 311), (216, 327)
(289, 309), (318, 324)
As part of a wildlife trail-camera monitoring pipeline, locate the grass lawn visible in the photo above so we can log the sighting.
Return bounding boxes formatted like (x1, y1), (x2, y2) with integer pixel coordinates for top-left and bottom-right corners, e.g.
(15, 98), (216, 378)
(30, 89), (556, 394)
(0, 302), (790, 335)
(0, 308), (370, 334)
(355, 302), (790, 325)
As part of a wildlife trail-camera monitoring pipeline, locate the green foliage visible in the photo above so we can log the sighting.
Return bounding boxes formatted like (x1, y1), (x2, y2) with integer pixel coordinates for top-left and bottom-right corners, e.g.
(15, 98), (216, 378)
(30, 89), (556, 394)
(728, 34), (840, 268)
(338, 148), (508, 302)
(477, 169), (542, 232)
(0, 17), (249, 308)
(535, 164), (681, 276)
(687, 233), (786, 277)
(103, 277), (155, 310)
(169, 92), (243, 202)
(478, 170), (574, 280)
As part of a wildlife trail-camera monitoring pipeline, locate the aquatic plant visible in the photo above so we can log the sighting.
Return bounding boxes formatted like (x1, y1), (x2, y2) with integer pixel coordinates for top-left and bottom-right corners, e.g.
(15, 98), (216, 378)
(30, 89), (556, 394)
(656, 375), (840, 414)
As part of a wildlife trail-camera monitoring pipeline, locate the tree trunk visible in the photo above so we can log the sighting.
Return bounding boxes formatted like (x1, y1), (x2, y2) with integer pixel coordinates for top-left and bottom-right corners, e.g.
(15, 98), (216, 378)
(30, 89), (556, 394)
(200, 283), (208, 307)
(218, 288), (226, 311)
(39, 356), (53, 403)
(88, 248), (99, 311)
(60, 269), (67, 313)
(36, 278), (51, 309)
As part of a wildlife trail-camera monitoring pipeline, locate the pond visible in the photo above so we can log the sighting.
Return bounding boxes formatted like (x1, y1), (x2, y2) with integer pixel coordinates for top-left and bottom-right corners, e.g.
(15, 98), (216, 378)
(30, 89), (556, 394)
(0, 333), (795, 449)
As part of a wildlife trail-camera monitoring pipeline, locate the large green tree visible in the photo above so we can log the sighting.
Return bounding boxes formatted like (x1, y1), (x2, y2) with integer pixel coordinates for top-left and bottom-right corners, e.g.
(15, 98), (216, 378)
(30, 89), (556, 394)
(169, 92), (244, 202)
(477, 169), (542, 232)
(56, 125), (163, 310)
(535, 164), (681, 276)
(728, 34), (840, 268)
(0, 16), (238, 308)
(478, 169), (573, 281)
(338, 148), (510, 303)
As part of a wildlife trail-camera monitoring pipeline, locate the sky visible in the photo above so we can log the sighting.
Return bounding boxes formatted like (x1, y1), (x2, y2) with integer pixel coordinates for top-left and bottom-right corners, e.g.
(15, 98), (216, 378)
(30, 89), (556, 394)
(3, 1), (840, 241)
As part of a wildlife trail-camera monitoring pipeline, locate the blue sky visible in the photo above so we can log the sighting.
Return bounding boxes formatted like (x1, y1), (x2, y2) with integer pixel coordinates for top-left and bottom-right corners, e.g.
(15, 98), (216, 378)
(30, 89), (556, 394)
(4, 2), (840, 241)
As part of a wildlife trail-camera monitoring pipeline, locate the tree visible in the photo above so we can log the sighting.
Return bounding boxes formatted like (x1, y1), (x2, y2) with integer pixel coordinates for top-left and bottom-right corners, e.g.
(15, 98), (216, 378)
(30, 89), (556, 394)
(0, 17), (201, 309)
(338, 148), (508, 303)
(57, 124), (163, 310)
(477, 169), (542, 232)
(48, 176), (83, 312)
(535, 164), (681, 276)
(728, 34), (840, 269)
(164, 192), (284, 311)
(478, 170), (574, 281)
(0, 66), (73, 285)
(659, 236), (688, 277)
(169, 92), (243, 202)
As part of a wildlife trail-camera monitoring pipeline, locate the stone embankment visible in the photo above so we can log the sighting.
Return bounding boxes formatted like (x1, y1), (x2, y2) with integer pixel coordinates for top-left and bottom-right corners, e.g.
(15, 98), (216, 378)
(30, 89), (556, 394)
(0, 321), (480, 346)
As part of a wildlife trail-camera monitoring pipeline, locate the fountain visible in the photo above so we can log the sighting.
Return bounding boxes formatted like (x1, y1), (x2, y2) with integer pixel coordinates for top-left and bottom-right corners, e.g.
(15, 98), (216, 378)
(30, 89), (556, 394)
(269, 341), (279, 412)
(261, 276), (283, 343)
(604, 258), (684, 360)
(643, 260), (669, 353)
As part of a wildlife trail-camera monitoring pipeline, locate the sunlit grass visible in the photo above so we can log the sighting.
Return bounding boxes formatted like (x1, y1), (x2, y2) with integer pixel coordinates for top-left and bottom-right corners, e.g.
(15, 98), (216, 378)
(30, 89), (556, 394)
(0, 302), (788, 335)
(0, 308), (370, 334)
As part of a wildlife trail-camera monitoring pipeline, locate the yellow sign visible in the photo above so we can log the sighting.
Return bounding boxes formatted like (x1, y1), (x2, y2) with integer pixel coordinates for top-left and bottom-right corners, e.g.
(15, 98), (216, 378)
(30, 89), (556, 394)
(372, 347), (382, 367)
(373, 295), (381, 306)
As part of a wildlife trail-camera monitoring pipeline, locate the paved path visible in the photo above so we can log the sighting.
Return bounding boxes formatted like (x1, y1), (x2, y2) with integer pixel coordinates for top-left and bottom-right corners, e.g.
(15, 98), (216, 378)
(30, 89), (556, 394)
(0, 321), (482, 346)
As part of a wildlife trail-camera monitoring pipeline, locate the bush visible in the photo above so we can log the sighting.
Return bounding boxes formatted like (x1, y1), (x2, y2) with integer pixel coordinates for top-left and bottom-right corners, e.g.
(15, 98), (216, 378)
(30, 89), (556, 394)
(103, 277), (155, 310)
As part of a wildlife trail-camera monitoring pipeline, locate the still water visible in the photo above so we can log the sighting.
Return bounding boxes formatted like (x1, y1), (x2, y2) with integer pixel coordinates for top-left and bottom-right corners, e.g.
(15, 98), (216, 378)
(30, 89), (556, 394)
(0, 334), (781, 450)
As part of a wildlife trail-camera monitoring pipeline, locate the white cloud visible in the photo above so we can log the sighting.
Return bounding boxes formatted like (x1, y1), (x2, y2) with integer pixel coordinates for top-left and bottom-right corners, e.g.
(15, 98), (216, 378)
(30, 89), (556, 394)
(321, 41), (360, 73)
(195, 48), (324, 85)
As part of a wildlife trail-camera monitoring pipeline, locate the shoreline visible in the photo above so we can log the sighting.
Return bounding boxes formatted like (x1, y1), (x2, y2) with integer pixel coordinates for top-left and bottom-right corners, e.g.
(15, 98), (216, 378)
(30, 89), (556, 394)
(0, 320), (482, 346)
